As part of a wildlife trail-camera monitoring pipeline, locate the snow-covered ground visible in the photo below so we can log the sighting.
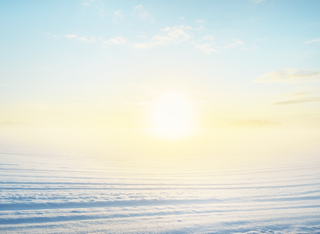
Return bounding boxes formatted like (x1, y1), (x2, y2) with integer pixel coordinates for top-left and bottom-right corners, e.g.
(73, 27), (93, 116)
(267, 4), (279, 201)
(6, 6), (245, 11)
(0, 141), (320, 233)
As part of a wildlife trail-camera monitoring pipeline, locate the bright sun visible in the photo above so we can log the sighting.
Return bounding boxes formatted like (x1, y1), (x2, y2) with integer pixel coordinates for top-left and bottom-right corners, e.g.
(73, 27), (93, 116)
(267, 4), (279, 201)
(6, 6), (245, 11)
(150, 91), (194, 139)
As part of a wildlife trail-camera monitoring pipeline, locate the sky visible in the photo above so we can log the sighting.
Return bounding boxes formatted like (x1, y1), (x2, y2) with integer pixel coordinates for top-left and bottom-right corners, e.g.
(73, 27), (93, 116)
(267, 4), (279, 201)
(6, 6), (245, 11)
(1, 0), (320, 129)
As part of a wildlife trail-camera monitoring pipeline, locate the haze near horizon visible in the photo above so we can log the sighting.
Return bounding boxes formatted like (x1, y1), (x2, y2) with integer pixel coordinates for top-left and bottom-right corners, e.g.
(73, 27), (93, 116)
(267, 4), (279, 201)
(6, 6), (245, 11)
(1, 0), (320, 233)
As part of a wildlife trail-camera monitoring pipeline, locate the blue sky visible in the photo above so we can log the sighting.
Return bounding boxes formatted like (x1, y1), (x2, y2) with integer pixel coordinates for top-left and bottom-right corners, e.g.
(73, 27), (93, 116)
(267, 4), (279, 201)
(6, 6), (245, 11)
(1, 0), (320, 127)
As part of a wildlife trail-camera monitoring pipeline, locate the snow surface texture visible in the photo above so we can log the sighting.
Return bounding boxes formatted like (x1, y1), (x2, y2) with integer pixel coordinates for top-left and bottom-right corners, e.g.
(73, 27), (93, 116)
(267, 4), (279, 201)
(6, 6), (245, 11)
(0, 143), (320, 234)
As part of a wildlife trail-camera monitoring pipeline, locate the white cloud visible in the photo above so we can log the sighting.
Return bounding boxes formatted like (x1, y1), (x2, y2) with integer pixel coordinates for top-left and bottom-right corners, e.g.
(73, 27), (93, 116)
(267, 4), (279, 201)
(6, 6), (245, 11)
(255, 69), (320, 83)
(66, 34), (78, 38)
(251, 0), (264, 3)
(113, 10), (123, 22)
(79, 37), (95, 43)
(82, 0), (104, 6)
(114, 10), (123, 18)
(157, 25), (192, 42)
(99, 36), (127, 46)
(133, 4), (150, 20)
(97, 8), (104, 17)
(130, 26), (242, 54)
(241, 44), (257, 50)
(65, 25), (246, 55)
(196, 37), (253, 53)
(201, 35), (215, 41)
(134, 4), (143, 11)
(223, 39), (244, 49)
(132, 25), (193, 49)
(47, 32), (59, 38)
(195, 36), (217, 53)
(109, 36), (127, 44)
(66, 34), (95, 43)
(195, 43), (217, 54)
(304, 38), (320, 44)
(193, 26), (205, 30)
(197, 19), (206, 23)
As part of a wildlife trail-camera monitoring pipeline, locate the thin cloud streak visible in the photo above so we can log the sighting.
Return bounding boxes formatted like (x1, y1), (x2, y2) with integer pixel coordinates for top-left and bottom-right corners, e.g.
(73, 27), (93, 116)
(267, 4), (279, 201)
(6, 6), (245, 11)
(277, 91), (313, 97)
(66, 34), (95, 43)
(223, 39), (244, 49)
(304, 38), (320, 44)
(98, 36), (128, 46)
(273, 97), (320, 105)
(197, 19), (206, 23)
(256, 69), (320, 83)
(47, 33), (59, 38)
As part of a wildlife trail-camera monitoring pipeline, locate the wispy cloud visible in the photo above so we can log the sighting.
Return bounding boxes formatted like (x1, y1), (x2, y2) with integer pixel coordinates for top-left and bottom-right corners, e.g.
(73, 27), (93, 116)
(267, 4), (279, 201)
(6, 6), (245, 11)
(136, 35), (146, 39)
(304, 38), (320, 44)
(255, 69), (320, 83)
(99, 36), (127, 46)
(154, 25), (193, 43)
(47, 32), (59, 38)
(277, 91), (313, 97)
(223, 39), (244, 49)
(195, 43), (217, 54)
(114, 10), (123, 18)
(201, 35), (214, 41)
(194, 36), (217, 53)
(197, 19), (206, 23)
(82, 0), (103, 6)
(273, 97), (320, 105)
(132, 5), (152, 20)
(66, 35), (77, 38)
(66, 34), (95, 43)
(97, 8), (105, 17)
(64, 26), (246, 55)
(113, 10), (123, 22)
(131, 25), (193, 48)
(251, 0), (264, 3)
(273, 89), (319, 105)
(108, 37), (127, 45)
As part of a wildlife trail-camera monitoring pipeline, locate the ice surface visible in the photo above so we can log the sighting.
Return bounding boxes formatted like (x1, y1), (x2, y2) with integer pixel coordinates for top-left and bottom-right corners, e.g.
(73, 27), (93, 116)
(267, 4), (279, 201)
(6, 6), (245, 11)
(0, 142), (319, 233)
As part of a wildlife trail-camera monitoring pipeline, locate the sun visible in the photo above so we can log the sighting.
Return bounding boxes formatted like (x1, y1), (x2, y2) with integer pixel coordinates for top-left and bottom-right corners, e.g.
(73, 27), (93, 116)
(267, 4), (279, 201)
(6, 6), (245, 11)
(150, 91), (194, 139)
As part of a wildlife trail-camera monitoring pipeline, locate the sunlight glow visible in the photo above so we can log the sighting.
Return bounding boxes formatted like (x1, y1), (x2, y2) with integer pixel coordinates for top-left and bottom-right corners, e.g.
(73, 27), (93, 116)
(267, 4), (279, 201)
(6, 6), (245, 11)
(150, 92), (194, 139)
